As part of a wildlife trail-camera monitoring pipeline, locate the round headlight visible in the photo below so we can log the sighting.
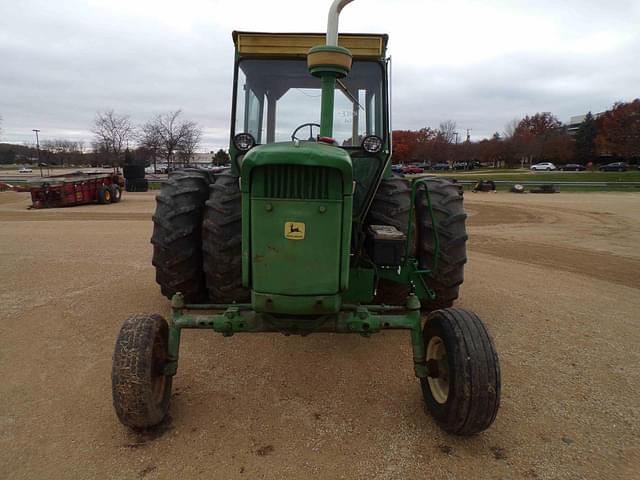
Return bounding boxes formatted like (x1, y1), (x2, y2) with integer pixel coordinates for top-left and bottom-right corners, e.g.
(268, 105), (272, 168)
(362, 135), (383, 153)
(233, 133), (256, 152)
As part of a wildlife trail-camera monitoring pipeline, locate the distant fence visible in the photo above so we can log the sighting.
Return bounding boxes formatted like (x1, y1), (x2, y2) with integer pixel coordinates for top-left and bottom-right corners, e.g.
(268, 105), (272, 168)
(451, 180), (640, 188)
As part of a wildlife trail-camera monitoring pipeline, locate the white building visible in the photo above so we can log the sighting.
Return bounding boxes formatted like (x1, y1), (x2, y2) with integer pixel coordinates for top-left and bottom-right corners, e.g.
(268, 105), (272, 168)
(188, 152), (214, 165)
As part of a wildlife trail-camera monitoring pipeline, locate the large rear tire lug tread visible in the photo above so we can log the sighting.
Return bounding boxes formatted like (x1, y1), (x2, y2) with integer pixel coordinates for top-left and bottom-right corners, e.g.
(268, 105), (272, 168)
(151, 170), (210, 303)
(416, 179), (468, 311)
(439, 213), (468, 227)
(203, 174), (250, 303)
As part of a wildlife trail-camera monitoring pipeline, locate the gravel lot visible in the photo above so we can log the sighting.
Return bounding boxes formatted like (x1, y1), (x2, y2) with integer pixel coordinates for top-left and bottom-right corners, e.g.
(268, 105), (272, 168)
(0, 190), (638, 479)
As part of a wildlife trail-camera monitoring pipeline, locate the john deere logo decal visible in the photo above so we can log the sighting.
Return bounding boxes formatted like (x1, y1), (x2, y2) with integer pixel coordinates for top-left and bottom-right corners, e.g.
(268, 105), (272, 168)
(284, 222), (305, 240)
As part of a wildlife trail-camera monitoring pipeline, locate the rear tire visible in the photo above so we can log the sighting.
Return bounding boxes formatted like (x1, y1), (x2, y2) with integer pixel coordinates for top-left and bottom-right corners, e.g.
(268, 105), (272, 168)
(110, 184), (121, 203)
(151, 169), (211, 303)
(366, 176), (468, 310)
(416, 178), (468, 310)
(112, 313), (172, 429)
(365, 176), (412, 305)
(202, 173), (249, 302)
(421, 308), (500, 435)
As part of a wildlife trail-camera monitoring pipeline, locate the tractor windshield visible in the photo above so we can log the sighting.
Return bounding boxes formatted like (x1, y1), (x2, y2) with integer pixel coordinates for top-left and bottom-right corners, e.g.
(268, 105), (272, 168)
(233, 59), (385, 146)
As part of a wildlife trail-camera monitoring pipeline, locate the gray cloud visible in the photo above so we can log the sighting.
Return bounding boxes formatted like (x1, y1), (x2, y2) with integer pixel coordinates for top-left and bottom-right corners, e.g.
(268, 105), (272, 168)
(1, 0), (638, 149)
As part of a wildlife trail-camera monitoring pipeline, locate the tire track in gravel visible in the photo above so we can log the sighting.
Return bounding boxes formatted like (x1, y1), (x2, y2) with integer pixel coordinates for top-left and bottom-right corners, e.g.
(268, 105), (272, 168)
(466, 203), (546, 227)
(470, 235), (640, 288)
(466, 202), (615, 228)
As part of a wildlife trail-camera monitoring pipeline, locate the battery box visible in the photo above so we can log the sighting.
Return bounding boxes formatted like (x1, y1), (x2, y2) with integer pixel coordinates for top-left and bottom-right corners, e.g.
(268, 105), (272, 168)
(365, 225), (406, 267)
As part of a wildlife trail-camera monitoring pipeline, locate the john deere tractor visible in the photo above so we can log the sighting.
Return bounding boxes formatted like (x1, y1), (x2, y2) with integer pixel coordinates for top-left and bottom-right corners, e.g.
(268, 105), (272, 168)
(112, 0), (500, 435)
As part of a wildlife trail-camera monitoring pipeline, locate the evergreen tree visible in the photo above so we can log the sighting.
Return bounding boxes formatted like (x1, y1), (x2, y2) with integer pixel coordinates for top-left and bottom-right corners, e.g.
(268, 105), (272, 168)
(575, 112), (597, 164)
(213, 149), (230, 165)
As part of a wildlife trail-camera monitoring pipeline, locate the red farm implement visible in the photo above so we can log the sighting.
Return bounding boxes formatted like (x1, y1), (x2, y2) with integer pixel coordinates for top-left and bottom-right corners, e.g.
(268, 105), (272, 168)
(26, 171), (125, 209)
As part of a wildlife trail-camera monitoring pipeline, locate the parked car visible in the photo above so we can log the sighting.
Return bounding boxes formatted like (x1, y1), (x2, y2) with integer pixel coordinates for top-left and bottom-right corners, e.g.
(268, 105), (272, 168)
(559, 164), (586, 171)
(599, 162), (628, 172)
(391, 164), (403, 173)
(402, 165), (424, 174)
(453, 162), (476, 171)
(530, 162), (557, 171)
(432, 163), (451, 171)
(18, 167), (33, 173)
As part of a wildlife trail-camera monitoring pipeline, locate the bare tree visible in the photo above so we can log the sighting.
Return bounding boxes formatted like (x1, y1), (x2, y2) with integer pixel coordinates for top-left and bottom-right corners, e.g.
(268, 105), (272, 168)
(92, 110), (133, 164)
(178, 124), (202, 165)
(42, 139), (84, 166)
(147, 110), (202, 168)
(138, 121), (163, 170)
(438, 120), (457, 144)
(503, 118), (519, 139)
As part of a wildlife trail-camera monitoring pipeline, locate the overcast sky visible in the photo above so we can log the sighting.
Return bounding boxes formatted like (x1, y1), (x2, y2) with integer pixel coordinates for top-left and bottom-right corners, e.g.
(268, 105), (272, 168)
(1, 0), (639, 151)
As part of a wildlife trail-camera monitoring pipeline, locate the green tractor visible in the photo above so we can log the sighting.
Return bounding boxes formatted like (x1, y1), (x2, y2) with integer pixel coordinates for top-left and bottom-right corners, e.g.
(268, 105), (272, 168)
(112, 0), (500, 436)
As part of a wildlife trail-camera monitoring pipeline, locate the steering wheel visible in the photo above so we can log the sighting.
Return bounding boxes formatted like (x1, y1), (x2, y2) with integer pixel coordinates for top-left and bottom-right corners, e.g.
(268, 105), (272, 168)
(291, 123), (321, 142)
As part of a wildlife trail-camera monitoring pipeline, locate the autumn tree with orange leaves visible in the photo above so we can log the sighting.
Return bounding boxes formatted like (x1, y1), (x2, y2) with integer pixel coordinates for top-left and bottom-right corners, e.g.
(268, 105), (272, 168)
(390, 100), (640, 167)
(391, 130), (418, 163)
(595, 99), (640, 160)
(512, 112), (569, 164)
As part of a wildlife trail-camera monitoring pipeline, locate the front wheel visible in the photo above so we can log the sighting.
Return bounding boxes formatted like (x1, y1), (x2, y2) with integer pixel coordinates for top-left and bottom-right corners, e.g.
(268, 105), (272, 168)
(421, 308), (500, 435)
(112, 314), (173, 429)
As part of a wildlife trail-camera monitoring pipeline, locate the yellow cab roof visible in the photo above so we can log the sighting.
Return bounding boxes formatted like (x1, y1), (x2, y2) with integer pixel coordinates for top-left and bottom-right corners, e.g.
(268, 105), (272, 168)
(232, 31), (388, 59)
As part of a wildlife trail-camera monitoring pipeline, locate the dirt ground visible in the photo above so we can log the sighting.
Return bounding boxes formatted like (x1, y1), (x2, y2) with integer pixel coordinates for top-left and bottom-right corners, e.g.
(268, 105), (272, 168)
(0, 190), (638, 480)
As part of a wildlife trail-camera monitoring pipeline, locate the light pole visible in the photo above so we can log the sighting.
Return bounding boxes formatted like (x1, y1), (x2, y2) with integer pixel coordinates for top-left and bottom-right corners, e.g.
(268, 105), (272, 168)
(452, 131), (459, 165)
(32, 129), (43, 176)
(32, 129), (41, 163)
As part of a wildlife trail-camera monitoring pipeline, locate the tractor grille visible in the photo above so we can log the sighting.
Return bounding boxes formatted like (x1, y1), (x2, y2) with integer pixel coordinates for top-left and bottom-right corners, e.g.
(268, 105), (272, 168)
(255, 165), (340, 200)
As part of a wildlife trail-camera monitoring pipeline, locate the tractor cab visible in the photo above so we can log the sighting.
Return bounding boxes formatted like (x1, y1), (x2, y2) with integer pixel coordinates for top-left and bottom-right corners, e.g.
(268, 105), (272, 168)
(230, 32), (390, 225)
(230, 33), (387, 148)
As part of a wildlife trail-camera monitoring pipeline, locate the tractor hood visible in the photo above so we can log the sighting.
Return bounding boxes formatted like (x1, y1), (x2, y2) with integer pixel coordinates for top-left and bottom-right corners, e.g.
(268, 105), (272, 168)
(240, 142), (353, 194)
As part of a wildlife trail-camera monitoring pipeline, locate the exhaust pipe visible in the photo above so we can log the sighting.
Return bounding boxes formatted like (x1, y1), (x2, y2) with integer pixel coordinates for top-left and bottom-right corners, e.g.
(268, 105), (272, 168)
(308, 0), (355, 138)
(326, 0), (355, 46)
